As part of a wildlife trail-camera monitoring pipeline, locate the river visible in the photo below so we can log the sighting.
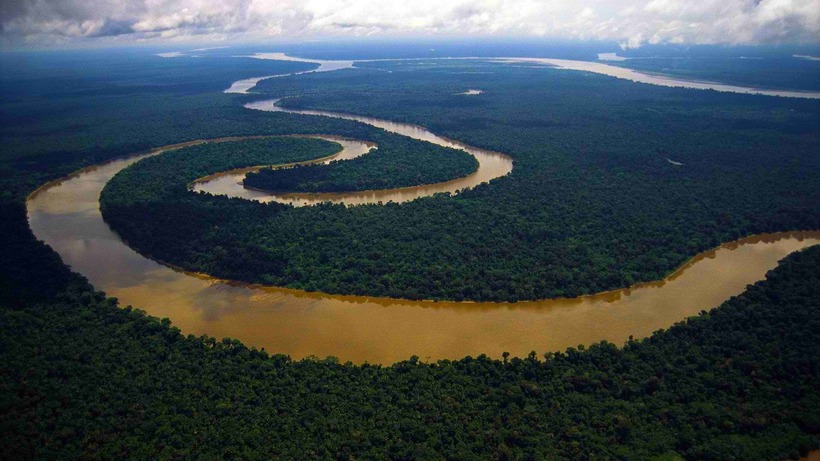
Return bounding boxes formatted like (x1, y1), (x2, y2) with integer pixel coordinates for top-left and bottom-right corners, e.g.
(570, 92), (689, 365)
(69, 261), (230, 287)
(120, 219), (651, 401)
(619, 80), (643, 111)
(26, 141), (820, 363)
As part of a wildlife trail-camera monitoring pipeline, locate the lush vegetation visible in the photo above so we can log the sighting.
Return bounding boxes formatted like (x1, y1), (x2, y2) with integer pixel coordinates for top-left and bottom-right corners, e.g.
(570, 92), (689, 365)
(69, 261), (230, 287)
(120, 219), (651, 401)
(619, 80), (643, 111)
(2, 235), (819, 459)
(243, 135), (477, 192)
(100, 132), (477, 282)
(97, 59), (820, 301)
(0, 53), (334, 300)
(2, 49), (819, 459)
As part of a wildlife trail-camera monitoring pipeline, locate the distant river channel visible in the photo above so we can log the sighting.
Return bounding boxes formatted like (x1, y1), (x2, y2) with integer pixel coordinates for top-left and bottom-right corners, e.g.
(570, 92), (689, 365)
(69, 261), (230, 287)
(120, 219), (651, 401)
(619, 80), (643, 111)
(25, 55), (820, 364)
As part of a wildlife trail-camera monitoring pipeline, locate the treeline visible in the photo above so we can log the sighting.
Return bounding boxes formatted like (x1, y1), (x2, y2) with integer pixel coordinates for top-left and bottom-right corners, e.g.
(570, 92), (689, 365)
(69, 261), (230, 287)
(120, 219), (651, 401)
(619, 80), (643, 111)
(99, 133), (479, 289)
(2, 243), (819, 459)
(243, 135), (477, 192)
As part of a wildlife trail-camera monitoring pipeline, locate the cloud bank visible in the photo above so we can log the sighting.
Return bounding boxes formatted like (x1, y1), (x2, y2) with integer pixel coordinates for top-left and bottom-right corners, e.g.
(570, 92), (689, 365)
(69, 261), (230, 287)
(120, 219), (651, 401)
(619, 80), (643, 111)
(2, 0), (819, 47)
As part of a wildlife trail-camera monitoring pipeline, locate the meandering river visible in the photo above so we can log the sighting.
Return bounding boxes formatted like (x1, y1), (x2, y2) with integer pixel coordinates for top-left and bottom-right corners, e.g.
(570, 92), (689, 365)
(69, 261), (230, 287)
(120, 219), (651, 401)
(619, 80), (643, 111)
(193, 99), (513, 206)
(26, 165), (820, 363)
(25, 53), (820, 364)
(191, 135), (379, 206)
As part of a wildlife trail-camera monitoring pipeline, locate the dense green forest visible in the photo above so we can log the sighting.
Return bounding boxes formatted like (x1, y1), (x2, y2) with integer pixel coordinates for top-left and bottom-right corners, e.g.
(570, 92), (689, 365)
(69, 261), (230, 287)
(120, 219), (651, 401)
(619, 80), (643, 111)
(243, 135), (477, 192)
(2, 237), (819, 459)
(1, 50), (819, 459)
(96, 59), (820, 301)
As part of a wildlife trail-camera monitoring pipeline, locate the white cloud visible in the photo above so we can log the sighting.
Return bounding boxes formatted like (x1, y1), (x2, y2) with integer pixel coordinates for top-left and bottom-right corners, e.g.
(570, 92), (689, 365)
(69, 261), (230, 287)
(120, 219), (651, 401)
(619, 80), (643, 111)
(1, 0), (818, 46)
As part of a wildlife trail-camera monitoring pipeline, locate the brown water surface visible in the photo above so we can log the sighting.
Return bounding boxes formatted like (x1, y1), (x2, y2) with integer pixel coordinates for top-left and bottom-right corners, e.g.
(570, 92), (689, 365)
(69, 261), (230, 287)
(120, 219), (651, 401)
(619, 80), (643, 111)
(234, 98), (513, 206)
(27, 152), (820, 363)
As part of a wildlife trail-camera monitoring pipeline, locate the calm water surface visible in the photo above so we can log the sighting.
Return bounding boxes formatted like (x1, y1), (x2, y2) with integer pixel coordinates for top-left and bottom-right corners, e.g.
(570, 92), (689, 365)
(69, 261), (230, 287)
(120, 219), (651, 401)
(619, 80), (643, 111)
(27, 155), (820, 363)
(228, 52), (820, 99)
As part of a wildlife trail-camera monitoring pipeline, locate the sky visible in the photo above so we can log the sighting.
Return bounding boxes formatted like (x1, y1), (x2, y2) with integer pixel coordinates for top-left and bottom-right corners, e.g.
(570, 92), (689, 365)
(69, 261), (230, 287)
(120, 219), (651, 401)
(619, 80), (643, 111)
(1, 0), (819, 49)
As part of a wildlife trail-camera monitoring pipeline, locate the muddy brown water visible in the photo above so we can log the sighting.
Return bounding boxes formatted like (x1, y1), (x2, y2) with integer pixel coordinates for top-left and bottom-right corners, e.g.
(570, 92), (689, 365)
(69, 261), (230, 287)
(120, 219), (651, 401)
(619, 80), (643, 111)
(27, 144), (819, 363)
